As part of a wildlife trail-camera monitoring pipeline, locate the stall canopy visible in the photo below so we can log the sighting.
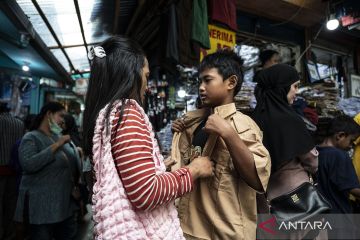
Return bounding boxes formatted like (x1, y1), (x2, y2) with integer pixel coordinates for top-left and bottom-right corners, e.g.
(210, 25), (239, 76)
(0, 2), (72, 83)
(0, 0), (138, 83)
(14, 0), (137, 74)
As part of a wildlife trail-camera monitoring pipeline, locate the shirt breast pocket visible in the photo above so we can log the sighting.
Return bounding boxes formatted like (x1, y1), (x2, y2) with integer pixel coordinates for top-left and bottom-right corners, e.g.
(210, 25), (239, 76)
(208, 145), (234, 190)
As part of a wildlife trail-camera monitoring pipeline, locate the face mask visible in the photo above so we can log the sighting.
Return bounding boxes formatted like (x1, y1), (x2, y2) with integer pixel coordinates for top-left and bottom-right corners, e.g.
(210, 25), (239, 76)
(49, 118), (63, 135)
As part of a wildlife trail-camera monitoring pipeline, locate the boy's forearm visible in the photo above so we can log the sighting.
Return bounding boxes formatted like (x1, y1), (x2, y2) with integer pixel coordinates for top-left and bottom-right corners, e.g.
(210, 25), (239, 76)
(350, 188), (360, 199)
(221, 129), (263, 192)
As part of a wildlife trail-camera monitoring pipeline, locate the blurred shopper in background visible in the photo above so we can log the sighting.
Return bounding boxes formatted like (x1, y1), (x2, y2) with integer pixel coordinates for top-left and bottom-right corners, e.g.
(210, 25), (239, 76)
(62, 114), (88, 223)
(62, 114), (81, 148)
(317, 115), (360, 212)
(317, 115), (360, 239)
(253, 49), (280, 83)
(259, 49), (280, 69)
(0, 103), (24, 240)
(10, 114), (35, 240)
(15, 102), (81, 240)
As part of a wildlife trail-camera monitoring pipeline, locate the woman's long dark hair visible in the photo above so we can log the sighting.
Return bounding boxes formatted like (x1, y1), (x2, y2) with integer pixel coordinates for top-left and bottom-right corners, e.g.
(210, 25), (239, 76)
(83, 36), (146, 156)
(30, 102), (65, 131)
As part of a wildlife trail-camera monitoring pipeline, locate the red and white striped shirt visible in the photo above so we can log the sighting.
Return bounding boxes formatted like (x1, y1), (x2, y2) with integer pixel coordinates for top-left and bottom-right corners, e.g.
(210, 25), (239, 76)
(110, 104), (193, 211)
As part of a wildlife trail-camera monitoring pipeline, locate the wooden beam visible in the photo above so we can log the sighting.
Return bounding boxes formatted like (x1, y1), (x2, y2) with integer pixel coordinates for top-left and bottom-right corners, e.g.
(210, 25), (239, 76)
(236, 0), (326, 27)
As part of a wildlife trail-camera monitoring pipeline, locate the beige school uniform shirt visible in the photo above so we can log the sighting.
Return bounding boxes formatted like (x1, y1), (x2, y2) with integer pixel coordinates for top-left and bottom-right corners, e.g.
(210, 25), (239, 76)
(171, 103), (271, 240)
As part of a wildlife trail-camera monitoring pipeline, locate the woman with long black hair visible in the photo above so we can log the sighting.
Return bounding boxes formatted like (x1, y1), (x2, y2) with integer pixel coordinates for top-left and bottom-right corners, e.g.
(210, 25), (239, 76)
(82, 36), (213, 239)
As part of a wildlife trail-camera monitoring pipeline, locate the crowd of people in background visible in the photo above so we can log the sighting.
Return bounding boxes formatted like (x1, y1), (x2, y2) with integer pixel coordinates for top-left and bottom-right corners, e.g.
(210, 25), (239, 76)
(0, 102), (91, 240)
(0, 36), (360, 240)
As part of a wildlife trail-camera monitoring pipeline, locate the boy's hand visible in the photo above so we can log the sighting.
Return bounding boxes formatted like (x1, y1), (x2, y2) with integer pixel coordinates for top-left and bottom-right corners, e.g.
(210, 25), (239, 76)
(171, 118), (186, 133)
(204, 114), (233, 138)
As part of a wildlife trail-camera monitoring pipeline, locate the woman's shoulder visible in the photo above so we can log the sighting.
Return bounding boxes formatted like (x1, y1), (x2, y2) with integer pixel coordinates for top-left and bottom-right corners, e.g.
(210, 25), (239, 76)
(22, 130), (43, 141)
(110, 100), (147, 127)
(116, 100), (145, 117)
(20, 131), (46, 150)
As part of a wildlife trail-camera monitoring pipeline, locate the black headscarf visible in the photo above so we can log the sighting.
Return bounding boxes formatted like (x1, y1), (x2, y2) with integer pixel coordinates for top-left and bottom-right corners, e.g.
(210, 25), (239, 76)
(252, 64), (314, 173)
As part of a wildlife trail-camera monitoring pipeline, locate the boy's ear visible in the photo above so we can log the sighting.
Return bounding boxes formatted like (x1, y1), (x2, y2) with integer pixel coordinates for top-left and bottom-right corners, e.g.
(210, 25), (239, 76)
(227, 75), (238, 91)
(335, 132), (346, 141)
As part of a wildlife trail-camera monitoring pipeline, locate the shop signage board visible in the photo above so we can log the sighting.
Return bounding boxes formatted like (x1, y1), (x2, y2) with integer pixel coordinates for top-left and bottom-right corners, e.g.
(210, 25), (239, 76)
(200, 24), (236, 61)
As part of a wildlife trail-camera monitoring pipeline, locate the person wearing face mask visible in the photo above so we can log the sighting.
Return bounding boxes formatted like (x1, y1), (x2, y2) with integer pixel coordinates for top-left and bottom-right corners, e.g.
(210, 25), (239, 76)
(14, 102), (80, 240)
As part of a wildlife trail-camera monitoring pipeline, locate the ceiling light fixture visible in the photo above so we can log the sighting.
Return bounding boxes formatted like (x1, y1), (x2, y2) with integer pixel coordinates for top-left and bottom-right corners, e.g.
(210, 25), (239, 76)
(326, 13), (339, 30)
(22, 62), (30, 72)
(177, 88), (186, 98)
(22, 65), (30, 72)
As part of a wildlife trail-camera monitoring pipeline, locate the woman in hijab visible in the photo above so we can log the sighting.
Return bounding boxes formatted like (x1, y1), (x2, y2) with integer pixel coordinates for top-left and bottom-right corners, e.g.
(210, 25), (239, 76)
(252, 64), (321, 239)
(252, 64), (318, 202)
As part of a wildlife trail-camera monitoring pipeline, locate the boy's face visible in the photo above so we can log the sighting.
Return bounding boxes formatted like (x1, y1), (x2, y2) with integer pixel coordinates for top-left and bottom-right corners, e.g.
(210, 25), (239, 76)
(336, 133), (358, 151)
(198, 68), (235, 108)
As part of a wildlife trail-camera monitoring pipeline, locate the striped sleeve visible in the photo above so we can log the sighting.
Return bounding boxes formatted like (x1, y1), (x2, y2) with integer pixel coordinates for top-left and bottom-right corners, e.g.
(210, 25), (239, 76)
(111, 104), (193, 211)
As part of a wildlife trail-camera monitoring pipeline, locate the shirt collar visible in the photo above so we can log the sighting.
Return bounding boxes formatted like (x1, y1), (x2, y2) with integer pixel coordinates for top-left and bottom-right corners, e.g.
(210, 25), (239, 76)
(213, 102), (237, 119)
(182, 102), (237, 127)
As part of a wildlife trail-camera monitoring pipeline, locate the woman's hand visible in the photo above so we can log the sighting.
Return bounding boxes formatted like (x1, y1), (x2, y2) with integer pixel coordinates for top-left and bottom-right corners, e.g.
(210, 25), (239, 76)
(163, 156), (177, 171)
(57, 135), (71, 146)
(171, 118), (186, 133)
(51, 135), (70, 153)
(187, 156), (214, 179)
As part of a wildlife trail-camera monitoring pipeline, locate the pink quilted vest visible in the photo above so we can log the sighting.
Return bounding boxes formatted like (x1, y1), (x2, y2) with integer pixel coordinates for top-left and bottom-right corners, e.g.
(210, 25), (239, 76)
(92, 99), (185, 240)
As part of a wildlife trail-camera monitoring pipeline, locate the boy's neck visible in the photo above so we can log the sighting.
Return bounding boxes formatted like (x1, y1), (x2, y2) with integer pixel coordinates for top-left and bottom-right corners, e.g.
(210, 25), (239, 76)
(211, 99), (234, 110)
(319, 137), (336, 148)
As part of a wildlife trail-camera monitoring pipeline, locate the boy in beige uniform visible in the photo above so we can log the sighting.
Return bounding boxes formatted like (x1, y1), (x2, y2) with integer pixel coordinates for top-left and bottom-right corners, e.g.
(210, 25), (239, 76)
(172, 50), (271, 240)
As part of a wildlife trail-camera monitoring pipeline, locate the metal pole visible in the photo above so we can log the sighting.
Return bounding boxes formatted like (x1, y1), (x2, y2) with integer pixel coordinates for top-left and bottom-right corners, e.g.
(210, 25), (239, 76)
(31, 0), (76, 73)
(73, 0), (91, 66)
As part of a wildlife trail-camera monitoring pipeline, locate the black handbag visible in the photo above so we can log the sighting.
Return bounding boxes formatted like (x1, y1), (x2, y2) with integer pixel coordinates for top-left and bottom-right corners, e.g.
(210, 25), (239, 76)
(269, 181), (331, 224)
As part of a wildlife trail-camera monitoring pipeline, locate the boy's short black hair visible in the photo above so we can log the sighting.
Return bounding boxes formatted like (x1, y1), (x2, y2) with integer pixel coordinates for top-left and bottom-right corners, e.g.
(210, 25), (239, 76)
(199, 49), (244, 96)
(326, 115), (360, 137)
(259, 49), (279, 66)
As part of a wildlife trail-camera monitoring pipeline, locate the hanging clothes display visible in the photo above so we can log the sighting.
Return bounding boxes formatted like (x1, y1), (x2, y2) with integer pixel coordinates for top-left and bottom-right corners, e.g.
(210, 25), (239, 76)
(191, 0), (211, 49)
(209, 0), (237, 31)
(176, 0), (200, 66)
